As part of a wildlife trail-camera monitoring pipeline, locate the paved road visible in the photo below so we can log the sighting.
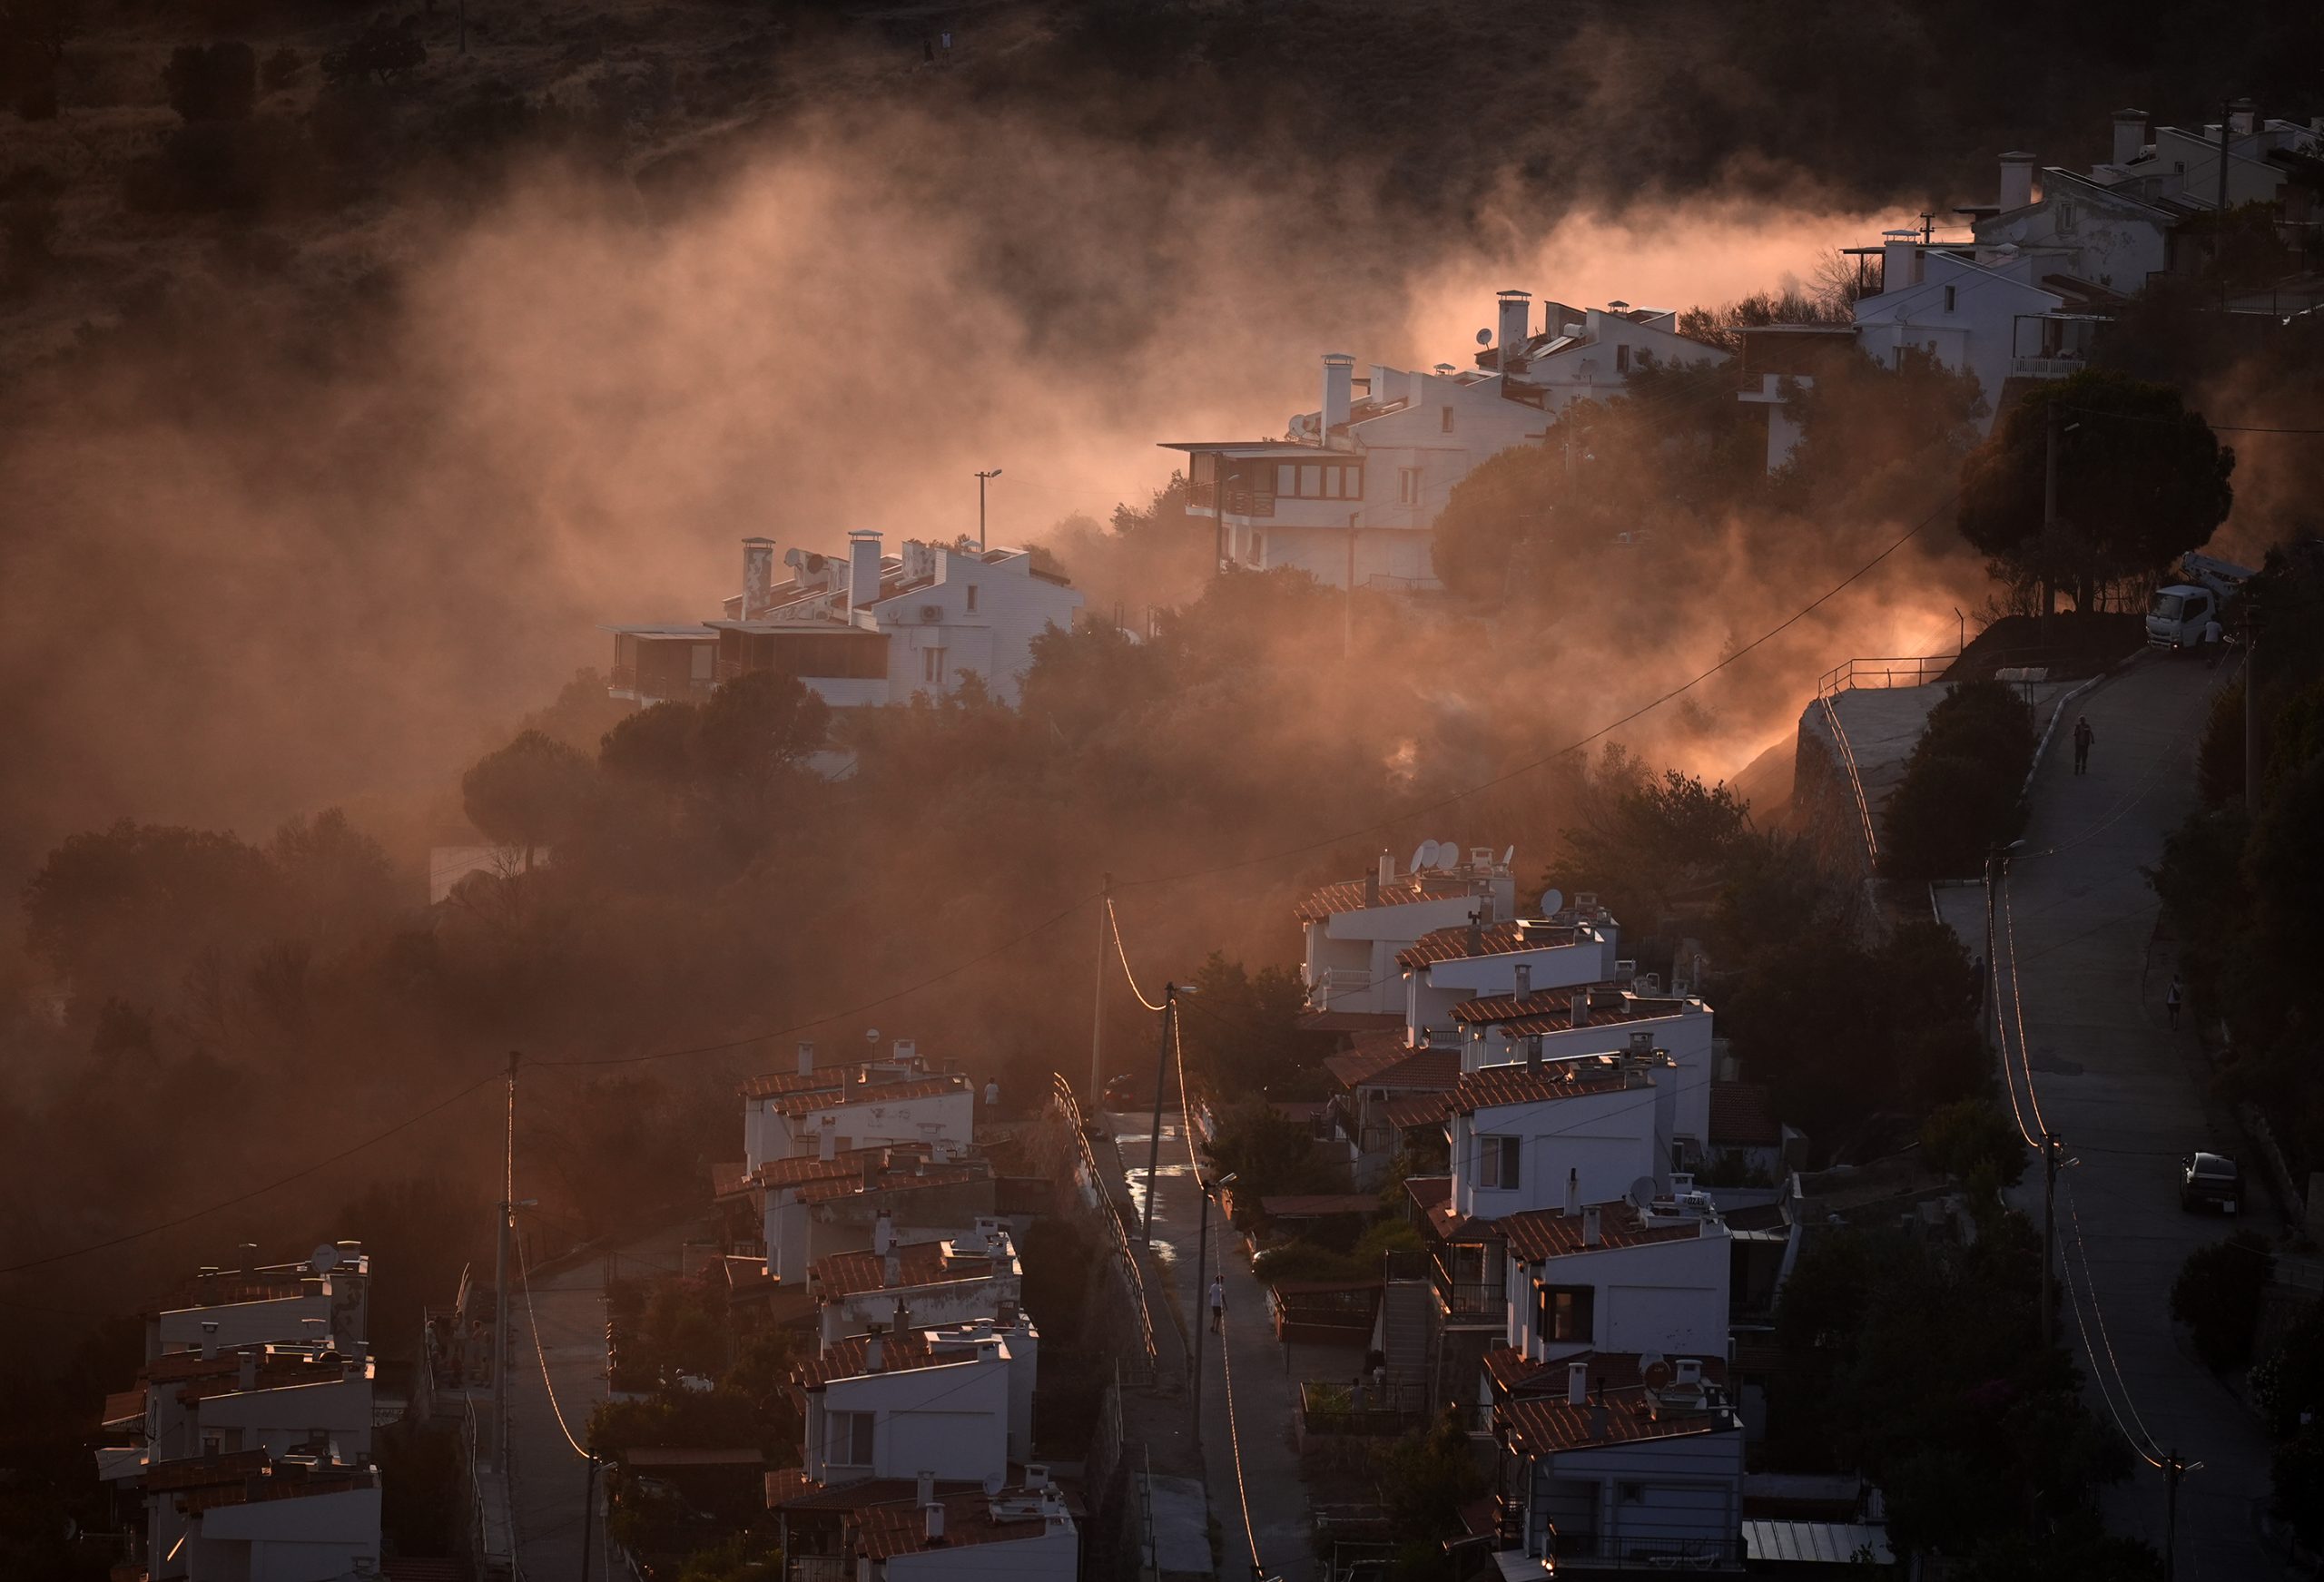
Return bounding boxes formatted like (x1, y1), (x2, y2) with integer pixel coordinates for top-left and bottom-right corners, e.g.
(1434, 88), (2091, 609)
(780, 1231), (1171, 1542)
(508, 1226), (689, 1582)
(1118, 1109), (1317, 1582)
(1954, 652), (2278, 1579)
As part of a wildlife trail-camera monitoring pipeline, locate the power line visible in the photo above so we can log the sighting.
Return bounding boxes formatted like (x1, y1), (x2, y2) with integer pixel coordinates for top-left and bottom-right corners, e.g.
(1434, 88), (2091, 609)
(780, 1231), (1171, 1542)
(517, 1235), (592, 1461)
(1108, 899), (1167, 1013)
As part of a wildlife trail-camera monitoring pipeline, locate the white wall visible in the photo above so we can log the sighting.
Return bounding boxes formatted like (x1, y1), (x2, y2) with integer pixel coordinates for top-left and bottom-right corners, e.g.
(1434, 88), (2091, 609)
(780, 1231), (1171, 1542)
(870, 547), (1081, 707)
(822, 1269), (1022, 1346)
(199, 1377), (375, 1461)
(154, 1290), (337, 1359)
(881, 1524), (1078, 1582)
(1305, 888), (1496, 1015)
(772, 1088), (977, 1161)
(1451, 1084), (1662, 1220)
(1504, 1233), (1730, 1361)
(1531, 1430), (1744, 1563)
(810, 1356), (1011, 1484)
(1410, 931), (1620, 1045)
(1469, 1008), (1714, 1150)
(1852, 251), (2063, 433)
(196, 1485), (383, 1582)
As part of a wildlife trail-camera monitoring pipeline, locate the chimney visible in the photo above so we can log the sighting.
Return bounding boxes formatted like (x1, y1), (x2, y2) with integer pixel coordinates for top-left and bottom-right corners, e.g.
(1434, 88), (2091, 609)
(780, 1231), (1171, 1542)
(1364, 868), (1379, 907)
(1582, 1204), (1602, 1246)
(742, 536), (774, 619)
(797, 1040), (815, 1077)
(1566, 1361), (1588, 1407)
(2229, 98), (2257, 136)
(819, 1116), (837, 1161)
(923, 1501), (947, 1545)
(1571, 989), (1590, 1028)
(1495, 290), (1531, 372)
(865, 1325), (886, 1372)
(200, 1320), (221, 1359)
(1998, 151), (2036, 212)
(873, 1209), (894, 1256)
(1525, 1035), (1543, 1075)
(1514, 963), (1531, 997)
(1320, 354), (1354, 436)
(916, 1469), (935, 1508)
(862, 1149), (884, 1190)
(1564, 1167), (1581, 1216)
(1467, 911), (1484, 955)
(2112, 108), (2147, 166)
(1880, 229), (1919, 292)
(846, 529), (883, 622)
(884, 1249), (901, 1287)
(1378, 849), (1394, 888)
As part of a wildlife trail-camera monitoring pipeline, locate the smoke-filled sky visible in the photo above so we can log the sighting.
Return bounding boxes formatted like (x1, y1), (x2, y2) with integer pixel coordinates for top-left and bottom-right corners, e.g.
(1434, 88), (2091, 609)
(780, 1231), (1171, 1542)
(0, 99), (1996, 879)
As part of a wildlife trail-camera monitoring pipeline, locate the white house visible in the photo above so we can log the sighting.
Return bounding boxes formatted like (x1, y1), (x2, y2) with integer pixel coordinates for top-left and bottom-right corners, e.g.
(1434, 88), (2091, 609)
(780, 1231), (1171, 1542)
(740, 1040), (976, 1174)
(1445, 1052), (1675, 1227)
(791, 1317), (1039, 1487)
(812, 1216), (1023, 1348)
(1298, 846), (1518, 1015)
(1452, 991), (1716, 1162)
(1398, 910), (1624, 1047)
(767, 1468), (1078, 1582)
(1495, 1197), (1731, 1367)
(1166, 291), (1726, 592)
(724, 1145), (998, 1286)
(608, 529), (1081, 711)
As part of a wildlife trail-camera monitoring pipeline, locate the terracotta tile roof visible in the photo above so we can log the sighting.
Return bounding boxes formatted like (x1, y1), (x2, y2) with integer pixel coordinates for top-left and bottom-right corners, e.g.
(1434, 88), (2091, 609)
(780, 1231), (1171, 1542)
(1502, 1386), (1737, 1455)
(1321, 1030), (1414, 1087)
(1453, 1062), (1631, 1115)
(1258, 1194), (1381, 1219)
(1295, 875), (1472, 922)
(710, 1161), (752, 1199)
(1397, 919), (1582, 969)
(856, 1492), (1057, 1558)
(1709, 1082), (1781, 1146)
(739, 1068), (845, 1101)
(768, 1471), (957, 1511)
(176, 1464), (377, 1514)
(1499, 1202), (1705, 1262)
(1324, 1040), (1460, 1094)
(144, 1449), (270, 1490)
(143, 1351), (244, 1385)
(789, 1331), (945, 1388)
(1451, 986), (1691, 1029)
(102, 1387), (147, 1430)
(812, 1241), (996, 1300)
(766, 1076), (969, 1117)
(793, 1164), (985, 1205)
(1295, 1010), (1407, 1034)
(177, 1359), (357, 1403)
(156, 1268), (314, 1312)
(1384, 1092), (1452, 1130)
(1403, 1174), (1453, 1213)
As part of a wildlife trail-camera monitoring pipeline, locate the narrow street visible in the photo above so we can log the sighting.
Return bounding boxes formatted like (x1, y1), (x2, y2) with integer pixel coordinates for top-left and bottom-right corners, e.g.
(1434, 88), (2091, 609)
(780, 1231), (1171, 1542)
(1116, 1108), (1318, 1582)
(1943, 652), (2278, 1578)
(507, 1223), (691, 1582)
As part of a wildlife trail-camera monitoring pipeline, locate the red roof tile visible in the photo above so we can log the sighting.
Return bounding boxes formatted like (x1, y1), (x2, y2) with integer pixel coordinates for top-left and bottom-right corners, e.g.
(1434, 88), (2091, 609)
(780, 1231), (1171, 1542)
(1324, 1040), (1460, 1094)
(144, 1449), (271, 1491)
(1403, 1174), (1453, 1212)
(1482, 1345), (1728, 1397)
(1397, 919), (1583, 969)
(740, 1068), (843, 1100)
(812, 1241), (997, 1300)
(1502, 1386), (1736, 1455)
(789, 1331), (947, 1388)
(1499, 1202), (1704, 1262)
(1295, 876), (1472, 922)
(856, 1492), (1057, 1558)
(766, 1076), (969, 1117)
(1295, 1010), (1407, 1034)
(1258, 1194), (1381, 1219)
(1709, 1081), (1781, 1146)
(1384, 1092), (1452, 1130)
(1453, 1062), (1631, 1115)
(1451, 985), (1691, 1029)
(102, 1387), (147, 1430)
(793, 1164), (985, 1204)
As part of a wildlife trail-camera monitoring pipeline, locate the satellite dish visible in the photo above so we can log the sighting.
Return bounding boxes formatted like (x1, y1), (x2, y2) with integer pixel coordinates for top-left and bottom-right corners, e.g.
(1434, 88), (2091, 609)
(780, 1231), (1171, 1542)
(1436, 838), (1458, 870)
(309, 1244), (340, 1275)
(1501, 845), (1516, 868)
(1540, 888), (1564, 918)
(864, 1027), (881, 1044)
(1417, 840), (1442, 870)
(1629, 1175), (1659, 1209)
(1475, 328), (1492, 346)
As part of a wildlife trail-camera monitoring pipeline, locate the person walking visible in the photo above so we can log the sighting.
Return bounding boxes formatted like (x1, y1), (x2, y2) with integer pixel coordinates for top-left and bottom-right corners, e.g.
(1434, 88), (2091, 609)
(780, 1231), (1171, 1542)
(1208, 1274), (1226, 1333)
(2166, 976), (2183, 1031)
(2072, 714), (2094, 776)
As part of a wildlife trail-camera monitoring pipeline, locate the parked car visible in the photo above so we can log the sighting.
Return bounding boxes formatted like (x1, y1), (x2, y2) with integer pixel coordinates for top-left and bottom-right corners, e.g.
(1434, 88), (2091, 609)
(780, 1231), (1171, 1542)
(1104, 1070), (1178, 1112)
(2179, 1152), (2242, 1214)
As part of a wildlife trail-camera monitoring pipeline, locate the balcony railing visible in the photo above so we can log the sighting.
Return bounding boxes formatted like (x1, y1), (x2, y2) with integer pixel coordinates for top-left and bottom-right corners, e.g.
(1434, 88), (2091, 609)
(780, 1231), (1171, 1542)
(1298, 1380), (1430, 1438)
(2012, 354), (2086, 378)
(1546, 1529), (1742, 1568)
(1431, 1252), (1504, 1322)
(1185, 479), (1275, 518)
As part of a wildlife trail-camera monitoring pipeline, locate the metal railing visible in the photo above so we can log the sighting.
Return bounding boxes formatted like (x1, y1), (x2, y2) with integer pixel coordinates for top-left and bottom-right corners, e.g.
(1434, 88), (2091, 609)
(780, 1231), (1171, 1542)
(1052, 1075), (1161, 1371)
(1817, 693), (1881, 866)
(1547, 1529), (1741, 1568)
(1298, 1380), (1430, 1437)
(1816, 653), (1960, 696)
(1429, 1252), (1503, 1321)
(1186, 479), (1275, 517)
(2011, 354), (2087, 378)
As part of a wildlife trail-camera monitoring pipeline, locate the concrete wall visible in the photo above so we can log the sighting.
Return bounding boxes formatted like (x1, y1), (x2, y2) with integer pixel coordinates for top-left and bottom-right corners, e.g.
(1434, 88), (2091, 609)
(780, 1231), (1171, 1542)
(1452, 1086), (1662, 1220)
(810, 1356), (1011, 1483)
(869, 546), (1082, 707)
(196, 1485), (383, 1582)
(1469, 1011), (1715, 1151)
(1504, 1233), (1730, 1360)
(881, 1523), (1078, 1582)
(771, 1088), (978, 1163)
(1409, 933), (1620, 1042)
(1529, 1430), (1744, 1562)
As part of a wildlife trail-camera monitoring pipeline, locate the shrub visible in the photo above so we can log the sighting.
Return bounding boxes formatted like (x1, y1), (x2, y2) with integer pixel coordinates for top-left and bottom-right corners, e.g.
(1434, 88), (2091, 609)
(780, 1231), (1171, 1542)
(2169, 1233), (2272, 1371)
(1880, 680), (2034, 881)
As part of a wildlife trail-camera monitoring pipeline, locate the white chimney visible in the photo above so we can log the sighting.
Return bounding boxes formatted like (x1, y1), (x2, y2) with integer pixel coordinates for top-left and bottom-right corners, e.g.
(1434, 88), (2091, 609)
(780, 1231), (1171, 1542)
(847, 529), (883, 622)
(916, 1469), (935, 1508)
(2112, 109), (2146, 166)
(819, 1115), (837, 1161)
(1998, 151), (2036, 212)
(1567, 1361), (1589, 1407)
(864, 1326), (885, 1371)
(1564, 1167), (1581, 1216)
(797, 1040), (815, 1077)
(1525, 1034), (1543, 1075)
(1514, 963), (1531, 997)
(1495, 290), (1531, 371)
(1378, 850), (1394, 887)
(1571, 989), (1590, 1029)
(884, 1249), (901, 1287)
(924, 1502), (946, 1543)
(1320, 354), (1354, 436)
(2229, 99), (2257, 136)
(873, 1208), (894, 1256)
(1880, 230), (1919, 293)
(1582, 1204), (1602, 1246)
(743, 537), (774, 620)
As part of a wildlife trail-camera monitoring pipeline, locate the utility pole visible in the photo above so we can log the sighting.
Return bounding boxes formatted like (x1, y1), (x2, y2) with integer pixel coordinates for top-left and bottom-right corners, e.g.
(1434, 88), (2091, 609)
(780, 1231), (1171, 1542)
(493, 1049), (518, 1469)
(2215, 103), (2231, 231)
(1343, 515), (1357, 661)
(580, 1454), (600, 1582)
(2042, 399), (2062, 631)
(2041, 1131), (2062, 1351)
(1142, 985), (1181, 1246)
(2163, 1449), (2185, 1582)
(2242, 596), (2260, 805)
(1090, 874), (1111, 1110)
(975, 468), (1002, 552)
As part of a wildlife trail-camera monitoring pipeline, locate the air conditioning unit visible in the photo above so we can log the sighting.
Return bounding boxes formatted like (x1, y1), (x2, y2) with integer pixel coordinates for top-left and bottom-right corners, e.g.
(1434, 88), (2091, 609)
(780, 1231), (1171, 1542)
(919, 604), (944, 624)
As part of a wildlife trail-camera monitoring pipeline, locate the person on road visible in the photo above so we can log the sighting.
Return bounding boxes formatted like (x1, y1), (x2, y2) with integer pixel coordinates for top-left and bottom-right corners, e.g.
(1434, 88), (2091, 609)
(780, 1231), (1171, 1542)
(1208, 1274), (1226, 1333)
(2072, 715), (2094, 775)
(2167, 976), (2183, 1030)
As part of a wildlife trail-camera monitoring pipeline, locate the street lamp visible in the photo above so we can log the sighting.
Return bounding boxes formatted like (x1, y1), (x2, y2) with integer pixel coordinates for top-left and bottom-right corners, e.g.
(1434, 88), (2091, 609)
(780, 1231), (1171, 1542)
(1192, 1171), (1238, 1444)
(974, 468), (1003, 552)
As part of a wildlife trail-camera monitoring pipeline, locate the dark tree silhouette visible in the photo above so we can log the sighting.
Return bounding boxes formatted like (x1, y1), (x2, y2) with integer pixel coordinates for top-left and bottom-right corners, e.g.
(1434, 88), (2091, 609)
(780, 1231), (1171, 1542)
(459, 729), (594, 870)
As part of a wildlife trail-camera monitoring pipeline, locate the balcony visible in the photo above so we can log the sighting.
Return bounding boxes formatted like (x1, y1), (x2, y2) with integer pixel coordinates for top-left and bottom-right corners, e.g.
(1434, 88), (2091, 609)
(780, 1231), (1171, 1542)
(2011, 353), (2087, 378)
(1542, 1529), (1742, 1569)
(1296, 1380), (1430, 1443)
(1185, 479), (1275, 519)
(1431, 1250), (1504, 1324)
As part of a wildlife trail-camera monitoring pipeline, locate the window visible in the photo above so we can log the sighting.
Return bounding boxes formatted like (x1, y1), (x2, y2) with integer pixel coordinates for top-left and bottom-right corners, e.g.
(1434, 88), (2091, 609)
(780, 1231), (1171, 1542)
(1276, 462), (1297, 496)
(1299, 463), (1323, 496)
(965, 585), (978, 614)
(1534, 1283), (1595, 1342)
(1614, 343), (1631, 373)
(1270, 462), (1366, 500)
(1477, 1135), (1521, 1189)
(1398, 467), (1422, 505)
(1619, 1481), (1646, 1505)
(921, 646), (948, 685)
(1943, 285), (1956, 312)
(1248, 532), (1265, 565)
(828, 1410), (876, 1467)
(1441, 406), (1456, 434)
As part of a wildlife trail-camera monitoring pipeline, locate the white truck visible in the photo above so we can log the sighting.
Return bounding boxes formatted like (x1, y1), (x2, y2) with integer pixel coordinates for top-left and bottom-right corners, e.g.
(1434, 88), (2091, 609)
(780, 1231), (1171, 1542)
(2146, 553), (2253, 651)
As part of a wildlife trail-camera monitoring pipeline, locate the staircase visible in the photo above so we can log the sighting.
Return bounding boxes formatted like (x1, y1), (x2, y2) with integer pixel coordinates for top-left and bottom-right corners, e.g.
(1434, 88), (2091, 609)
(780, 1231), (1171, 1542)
(1379, 1277), (1433, 1410)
